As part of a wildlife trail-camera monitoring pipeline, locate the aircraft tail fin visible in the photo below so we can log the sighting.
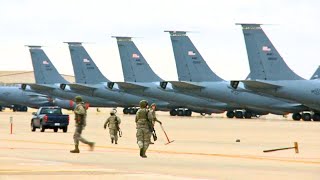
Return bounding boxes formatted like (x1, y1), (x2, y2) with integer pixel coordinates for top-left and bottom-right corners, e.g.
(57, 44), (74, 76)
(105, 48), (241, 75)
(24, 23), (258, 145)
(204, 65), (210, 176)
(27, 46), (69, 84)
(167, 31), (223, 82)
(66, 42), (109, 84)
(239, 24), (303, 80)
(310, 66), (320, 80)
(114, 37), (162, 82)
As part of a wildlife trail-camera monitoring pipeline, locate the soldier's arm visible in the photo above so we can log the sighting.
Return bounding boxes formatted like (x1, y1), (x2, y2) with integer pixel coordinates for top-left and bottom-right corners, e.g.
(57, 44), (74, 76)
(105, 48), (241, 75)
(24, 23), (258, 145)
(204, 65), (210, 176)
(135, 111), (139, 122)
(117, 116), (121, 124)
(147, 111), (154, 123)
(104, 118), (110, 129)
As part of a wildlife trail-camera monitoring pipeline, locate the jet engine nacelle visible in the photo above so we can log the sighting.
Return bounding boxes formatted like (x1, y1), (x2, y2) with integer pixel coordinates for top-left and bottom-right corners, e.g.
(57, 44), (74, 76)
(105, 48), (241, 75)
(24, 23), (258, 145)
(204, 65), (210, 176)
(53, 99), (76, 110)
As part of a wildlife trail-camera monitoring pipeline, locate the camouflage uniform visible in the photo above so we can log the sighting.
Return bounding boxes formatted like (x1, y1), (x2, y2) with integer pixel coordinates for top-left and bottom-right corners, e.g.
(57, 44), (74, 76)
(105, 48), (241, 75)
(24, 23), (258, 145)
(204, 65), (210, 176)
(149, 103), (162, 144)
(104, 112), (121, 144)
(135, 100), (153, 158)
(70, 96), (94, 153)
(150, 103), (162, 126)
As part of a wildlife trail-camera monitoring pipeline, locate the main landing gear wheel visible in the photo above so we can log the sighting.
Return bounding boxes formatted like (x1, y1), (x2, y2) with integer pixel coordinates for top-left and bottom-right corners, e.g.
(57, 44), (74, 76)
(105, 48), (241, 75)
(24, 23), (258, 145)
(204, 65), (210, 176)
(184, 110), (192, 116)
(177, 110), (184, 116)
(244, 112), (252, 119)
(170, 109), (177, 116)
(235, 111), (243, 119)
(302, 113), (312, 121)
(313, 113), (320, 121)
(292, 113), (301, 121)
(123, 108), (129, 114)
(226, 111), (234, 118)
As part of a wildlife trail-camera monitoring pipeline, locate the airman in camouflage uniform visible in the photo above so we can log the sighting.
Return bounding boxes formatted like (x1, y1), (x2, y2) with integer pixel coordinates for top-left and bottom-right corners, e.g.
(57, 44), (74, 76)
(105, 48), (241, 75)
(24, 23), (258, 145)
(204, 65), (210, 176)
(150, 103), (162, 126)
(70, 96), (95, 153)
(135, 100), (153, 158)
(104, 109), (121, 144)
(149, 103), (162, 144)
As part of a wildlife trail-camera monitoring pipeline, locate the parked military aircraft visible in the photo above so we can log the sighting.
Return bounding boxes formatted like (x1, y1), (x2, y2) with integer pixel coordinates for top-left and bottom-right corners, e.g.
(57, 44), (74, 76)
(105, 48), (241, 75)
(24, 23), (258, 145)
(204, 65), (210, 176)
(0, 83), (75, 110)
(231, 24), (320, 121)
(161, 31), (308, 119)
(62, 42), (173, 114)
(23, 46), (121, 109)
(109, 36), (234, 116)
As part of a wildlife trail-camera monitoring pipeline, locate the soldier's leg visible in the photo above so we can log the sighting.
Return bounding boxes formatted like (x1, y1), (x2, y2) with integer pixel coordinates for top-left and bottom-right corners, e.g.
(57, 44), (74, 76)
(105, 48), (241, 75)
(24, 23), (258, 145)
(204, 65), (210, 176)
(136, 129), (144, 156)
(141, 128), (151, 158)
(77, 126), (95, 150)
(77, 126), (90, 144)
(109, 129), (114, 143)
(114, 129), (118, 144)
(71, 126), (81, 153)
(73, 126), (82, 145)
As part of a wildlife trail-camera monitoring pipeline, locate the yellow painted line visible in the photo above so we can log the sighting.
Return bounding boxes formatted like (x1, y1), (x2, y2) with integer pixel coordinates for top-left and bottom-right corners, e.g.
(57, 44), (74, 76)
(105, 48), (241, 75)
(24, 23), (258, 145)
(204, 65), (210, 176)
(1, 138), (320, 165)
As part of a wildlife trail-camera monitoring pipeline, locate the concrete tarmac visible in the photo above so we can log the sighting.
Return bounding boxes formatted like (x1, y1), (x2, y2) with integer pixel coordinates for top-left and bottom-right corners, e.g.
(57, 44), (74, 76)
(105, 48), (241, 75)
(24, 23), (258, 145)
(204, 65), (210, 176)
(0, 108), (319, 180)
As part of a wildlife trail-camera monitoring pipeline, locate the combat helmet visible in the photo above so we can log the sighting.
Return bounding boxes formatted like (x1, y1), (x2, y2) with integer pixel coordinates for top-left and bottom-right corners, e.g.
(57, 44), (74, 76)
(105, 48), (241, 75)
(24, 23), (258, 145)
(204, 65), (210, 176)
(110, 109), (116, 115)
(139, 100), (148, 108)
(74, 96), (83, 103)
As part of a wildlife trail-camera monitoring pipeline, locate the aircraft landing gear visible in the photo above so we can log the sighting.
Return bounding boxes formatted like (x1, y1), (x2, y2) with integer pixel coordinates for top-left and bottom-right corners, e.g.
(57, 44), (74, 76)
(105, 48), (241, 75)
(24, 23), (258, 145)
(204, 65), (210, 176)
(169, 109), (192, 116)
(302, 113), (312, 121)
(177, 110), (184, 116)
(243, 111), (252, 119)
(184, 110), (192, 116)
(235, 111), (243, 119)
(292, 113), (302, 121)
(170, 109), (177, 116)
(226, 111), (235, 118)
(123, 107), (138, 115)
(312, 113), (320, 121)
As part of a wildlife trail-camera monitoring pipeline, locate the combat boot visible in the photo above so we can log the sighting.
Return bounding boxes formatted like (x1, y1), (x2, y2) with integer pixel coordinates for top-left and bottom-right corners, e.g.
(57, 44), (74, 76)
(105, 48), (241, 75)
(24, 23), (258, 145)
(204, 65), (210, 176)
(70, 145), (80, 153)
(141, 149), (147, 158)
(89, 142), (95, 151)
(115, 140), (118, 144)
(111, 138), (114, 144)
(139, 148), (144, 157)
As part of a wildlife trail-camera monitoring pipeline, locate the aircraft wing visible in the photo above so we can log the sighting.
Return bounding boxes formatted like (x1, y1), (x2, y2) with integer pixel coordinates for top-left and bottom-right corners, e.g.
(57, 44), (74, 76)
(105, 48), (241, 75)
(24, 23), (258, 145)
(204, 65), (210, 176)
(22, 83), (56, 91)
(168, 81), (204, 90)
(230, 80), (281, 90)
(63, 83), (97, 91)
(115, 82), (148, 90)
(242, 80), (282, 90)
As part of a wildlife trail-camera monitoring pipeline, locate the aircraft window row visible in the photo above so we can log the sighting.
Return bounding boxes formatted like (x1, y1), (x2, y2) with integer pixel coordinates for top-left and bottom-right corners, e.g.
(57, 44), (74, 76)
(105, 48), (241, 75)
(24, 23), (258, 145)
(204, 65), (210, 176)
(268, 57), (277, 60)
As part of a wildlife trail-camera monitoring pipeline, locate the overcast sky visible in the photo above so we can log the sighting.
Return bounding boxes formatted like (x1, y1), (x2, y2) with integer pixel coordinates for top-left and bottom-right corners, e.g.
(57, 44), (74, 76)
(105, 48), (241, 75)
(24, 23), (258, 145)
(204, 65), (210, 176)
(0, 0), (319, 81)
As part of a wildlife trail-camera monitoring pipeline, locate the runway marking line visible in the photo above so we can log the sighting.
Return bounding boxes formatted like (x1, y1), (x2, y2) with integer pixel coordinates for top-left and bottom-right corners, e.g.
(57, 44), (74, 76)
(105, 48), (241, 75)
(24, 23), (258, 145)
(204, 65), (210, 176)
(1, 138), (320, 165)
